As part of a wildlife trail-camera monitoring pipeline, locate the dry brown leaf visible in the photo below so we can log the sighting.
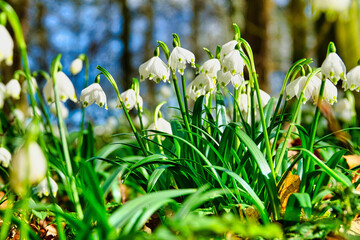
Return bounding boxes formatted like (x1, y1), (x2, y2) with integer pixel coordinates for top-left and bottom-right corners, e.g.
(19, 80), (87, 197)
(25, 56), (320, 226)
(344, 155), (360, 169)
(0, 191), (7, 209)
(278, 172), (301, 211)
(245, 206), (260, 221)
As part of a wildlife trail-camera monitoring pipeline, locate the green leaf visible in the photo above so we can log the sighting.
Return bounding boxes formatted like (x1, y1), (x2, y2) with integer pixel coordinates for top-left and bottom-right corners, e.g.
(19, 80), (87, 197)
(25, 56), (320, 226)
(216, 91), (227, 134)
(109, 189), (196, 228)
(230, 123), (280, 220)
(284, 193), (312, 222)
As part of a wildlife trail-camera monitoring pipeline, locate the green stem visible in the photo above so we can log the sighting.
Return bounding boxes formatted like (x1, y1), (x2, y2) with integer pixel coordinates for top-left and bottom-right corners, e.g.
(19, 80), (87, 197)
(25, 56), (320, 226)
(299, 75), (326, 193)
(171, 73), (193, 142)
(51, 54), (83, 219)
(96, 66), (149, 157)
(181, 75), (190, 120)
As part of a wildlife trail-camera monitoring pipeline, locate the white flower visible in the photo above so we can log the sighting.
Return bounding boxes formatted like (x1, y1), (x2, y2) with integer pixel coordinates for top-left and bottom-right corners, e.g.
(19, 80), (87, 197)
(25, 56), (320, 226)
(321, 52), (346, 84)
(70, 58), (83, 75)
(168, 47), (195, 75)
(238, 90), (270, 113)
(222, 50), (244, 75)
(0, 25), (14, 66)
(344, 65), (360, 91)
(50, 102), (69, 119)
(36, 177), (58, 198)
(199, 59), (221, 79)
(257, 89), (271, 107)
(219, 40), (239, 59)
(139, 56), (170, 83)
(22, 77), (38, 94)
(0, 83), (5, 109)
(148, 118), (172, 140)
(80, 83), (107, 109)
(335, 99), (353, 122)
(27, 106), (42, 118)
(12, 109), (25, 123)
(313, 79), (337, 105)
(286, 75), (321, 103)
(217, 71), (244, 89)
(312, 0), (351, 12)
(117, 89), (143, 111)
(239, 94), (248, 112)
(44, 71), (77, 103)
(186, 74), (215, 101)
(0, 147), (11, 168)
(11, 141), (47, 195)
(5, 79), (21, 99)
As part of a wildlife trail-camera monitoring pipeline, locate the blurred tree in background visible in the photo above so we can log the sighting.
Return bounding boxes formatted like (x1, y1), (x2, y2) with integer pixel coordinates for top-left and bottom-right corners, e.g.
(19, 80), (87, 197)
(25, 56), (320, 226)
(1, 0), (359, 124)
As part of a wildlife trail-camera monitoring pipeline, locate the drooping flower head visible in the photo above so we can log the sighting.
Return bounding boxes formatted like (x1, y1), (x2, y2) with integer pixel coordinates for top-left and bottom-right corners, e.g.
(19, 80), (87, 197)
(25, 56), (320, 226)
(44, 71), (77, 103)
(70, 58), (83, 75)
(0, 147), (11, 168)
(117, 89), (143, 111)
(139, 56), (170, 83)
(217, 70), (244, 89)
(22, 77), (38, 94)
(169, 47), (195, 75)
(11, 141), (47, 195)
(0, 25), (14, 66)
(80, 83), (108, 109)
(199, 59), (221, 80)
(344, 63), (360, 92)
(186, 73), (215, 101)
(286, 75), (321, 104)
(5, 79), (21, 99)
(334, 98), (354, 122)
(219, 40), (239, 60)
(321, 43), (346, 84)
(36, 177), (58, 198)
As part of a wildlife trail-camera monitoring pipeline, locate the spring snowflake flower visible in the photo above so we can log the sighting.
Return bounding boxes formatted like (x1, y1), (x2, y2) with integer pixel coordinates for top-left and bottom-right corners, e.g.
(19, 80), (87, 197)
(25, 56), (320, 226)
(11, 141), (47, 194)
(36, 177), (58, 198)
(199, 59), (221, 79)
(217, 71), (244, 89)
(50, 102), (69, 119)
(5, 79), (21, 99)
(313, 79), (337, 105)
(221, 50), (244, 75)
(117, 89), (143, 111)
(321, 52), (346, 84)
(286, 75), (321, 103)
(44, 71), (77, 103)
(168, 47), (195, 75)
(186, 73), (215, 101)
(334, 98), (353, 122)
(0, 25), (14, 66)
(0, 147), (11, 168)
(219, 40), (239, 59)
(139, 56), (170, 83)
(344, 65), (360, 91)
(148, 118), (172, 140)
(80, 83), (108, 109)
(257, 89), (271, 107)
(70, 58), (83, 75)
(238, 90), (270, 113)
(239, 94), (248, 112)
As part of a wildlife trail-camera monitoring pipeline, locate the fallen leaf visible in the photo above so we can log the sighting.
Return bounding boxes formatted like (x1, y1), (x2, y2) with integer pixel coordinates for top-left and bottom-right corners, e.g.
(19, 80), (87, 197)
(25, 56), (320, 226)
(278, 172), (301, 211)
(343, 155), (360, 169)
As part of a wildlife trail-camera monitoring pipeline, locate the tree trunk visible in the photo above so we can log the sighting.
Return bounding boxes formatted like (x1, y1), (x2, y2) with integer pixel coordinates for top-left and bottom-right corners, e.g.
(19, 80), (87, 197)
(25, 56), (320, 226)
(288, 0), (308, 62)
(119, 0), (132, 90)
(244, 0), (272, 93)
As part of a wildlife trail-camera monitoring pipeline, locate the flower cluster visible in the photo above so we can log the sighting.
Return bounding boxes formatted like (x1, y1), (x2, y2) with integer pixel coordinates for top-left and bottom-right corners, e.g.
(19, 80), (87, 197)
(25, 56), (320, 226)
(286, 44), (360, 105)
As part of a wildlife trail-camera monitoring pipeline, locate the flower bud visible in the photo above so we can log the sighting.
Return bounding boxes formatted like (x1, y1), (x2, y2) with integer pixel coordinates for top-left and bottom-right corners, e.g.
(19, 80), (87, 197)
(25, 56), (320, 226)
(70, 58), (83, 75)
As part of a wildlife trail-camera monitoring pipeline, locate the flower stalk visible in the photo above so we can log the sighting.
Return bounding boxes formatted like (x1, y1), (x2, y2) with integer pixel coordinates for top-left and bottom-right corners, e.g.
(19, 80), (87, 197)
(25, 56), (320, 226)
(51, 54), (83, 219)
